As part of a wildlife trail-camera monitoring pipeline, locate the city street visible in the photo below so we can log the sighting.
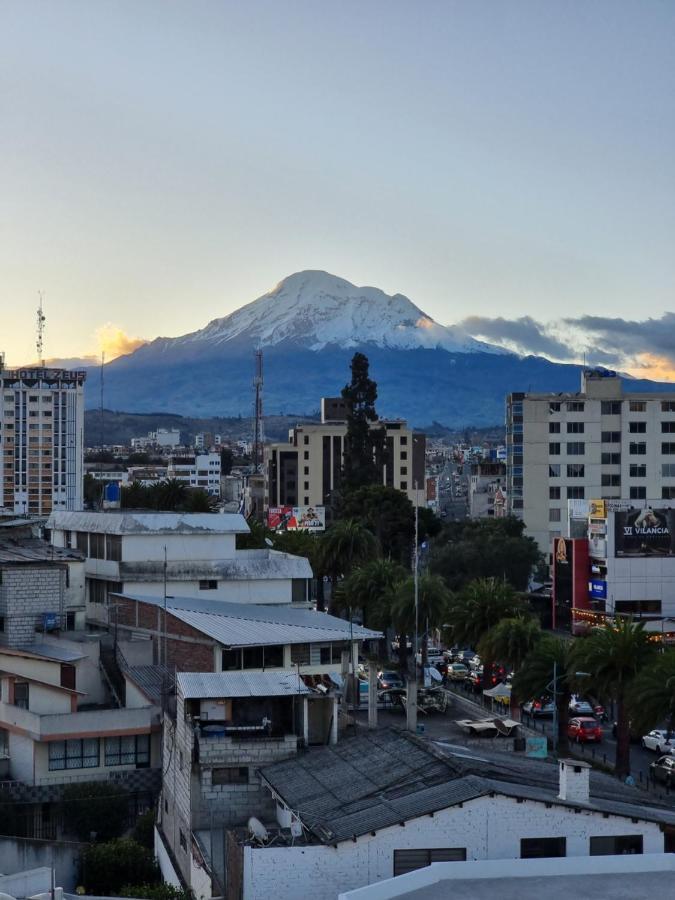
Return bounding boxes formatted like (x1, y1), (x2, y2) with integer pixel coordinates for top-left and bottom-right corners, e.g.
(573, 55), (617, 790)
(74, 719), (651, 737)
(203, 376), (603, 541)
(438, 456), (469, 521)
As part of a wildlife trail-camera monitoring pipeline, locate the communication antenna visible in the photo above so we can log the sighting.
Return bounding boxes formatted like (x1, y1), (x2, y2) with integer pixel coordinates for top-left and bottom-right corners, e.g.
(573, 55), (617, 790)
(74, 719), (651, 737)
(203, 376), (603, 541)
(36, 292), (46, 365)
(252, 347), (264, 473)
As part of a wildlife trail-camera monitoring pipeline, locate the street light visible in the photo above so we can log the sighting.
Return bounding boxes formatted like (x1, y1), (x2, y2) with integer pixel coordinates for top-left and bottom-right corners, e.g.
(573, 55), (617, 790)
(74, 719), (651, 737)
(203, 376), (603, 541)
(549, 666), (591, 752)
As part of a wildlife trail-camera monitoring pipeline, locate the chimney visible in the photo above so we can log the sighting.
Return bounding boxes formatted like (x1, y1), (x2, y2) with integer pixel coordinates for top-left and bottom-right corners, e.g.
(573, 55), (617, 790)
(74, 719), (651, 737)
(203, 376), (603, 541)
(558, 758), (590, 803)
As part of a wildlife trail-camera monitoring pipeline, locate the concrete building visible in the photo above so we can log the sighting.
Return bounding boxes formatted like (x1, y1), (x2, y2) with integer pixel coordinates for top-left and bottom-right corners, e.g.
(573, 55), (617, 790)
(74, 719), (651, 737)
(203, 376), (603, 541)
(506, 369), (675, 556)
(266, 398), (426, 511)
(231, 731), (675, 900)
(46, 511), (313, 626)
(0, 366), (86, 516)
(167, 452), (221, 497)
(468, 462), (506, 519)
(131, 428), (182, 450)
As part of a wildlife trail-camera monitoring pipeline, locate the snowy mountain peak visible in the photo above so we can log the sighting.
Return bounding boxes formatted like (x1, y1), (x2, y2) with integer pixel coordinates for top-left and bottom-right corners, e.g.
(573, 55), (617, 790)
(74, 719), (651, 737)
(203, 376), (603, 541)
(177, 270), (503, 354)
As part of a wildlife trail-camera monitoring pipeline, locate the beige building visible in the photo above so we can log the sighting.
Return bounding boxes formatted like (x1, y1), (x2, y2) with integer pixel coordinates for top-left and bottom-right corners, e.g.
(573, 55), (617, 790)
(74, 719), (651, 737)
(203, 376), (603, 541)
(266, 398), (426, 511)
(0, 366), (86, 516)
(506, 370), (675, 556)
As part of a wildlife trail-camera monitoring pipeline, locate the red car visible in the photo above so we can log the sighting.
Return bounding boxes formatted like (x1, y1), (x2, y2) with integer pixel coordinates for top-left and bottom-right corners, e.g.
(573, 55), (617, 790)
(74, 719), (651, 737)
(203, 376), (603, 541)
(567, 717), (602, 744)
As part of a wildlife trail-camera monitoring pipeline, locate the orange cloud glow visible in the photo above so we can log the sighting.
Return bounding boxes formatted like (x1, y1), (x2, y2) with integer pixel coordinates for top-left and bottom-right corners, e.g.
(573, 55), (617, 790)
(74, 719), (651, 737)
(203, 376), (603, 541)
(95, 323), (147, 361)
(626, 353), (675, 382)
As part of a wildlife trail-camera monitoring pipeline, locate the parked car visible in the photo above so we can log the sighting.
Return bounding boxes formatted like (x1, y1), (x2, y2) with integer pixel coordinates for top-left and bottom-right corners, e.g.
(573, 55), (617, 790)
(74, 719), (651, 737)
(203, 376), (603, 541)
(567, 717), (603, 744)
(641, 730), (675, 755)
(378, 671), (404, 691)
(650, 755), (675, 788)
(569, 697), (595, 716)
(466, 670), (483, 693)
(446, 663), (469, 681)
(522, 698), (555, 718)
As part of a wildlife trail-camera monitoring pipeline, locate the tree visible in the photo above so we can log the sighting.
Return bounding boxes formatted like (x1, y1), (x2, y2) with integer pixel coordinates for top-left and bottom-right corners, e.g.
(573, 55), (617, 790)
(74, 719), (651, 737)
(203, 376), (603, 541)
(479, 614), (541, 675)
(513, 635), (576, 753)
(183, 488), (217, 512)
(338, 484), (415, 566)
(319, 519), (379, 612)
(446, 577), (526, 689)
(220, 446), (234, 476)
(148, 478), (188, 511)
(629, 649), (675, 739)
(81, 839), (159, 895)
(574, 619), (657, 777)
(390, 573), (451, 668)
(236, 516), (273, 549)
(62, 782), (129, 842)
(335, 558), (407, 631)
(341, 353), (386, 492)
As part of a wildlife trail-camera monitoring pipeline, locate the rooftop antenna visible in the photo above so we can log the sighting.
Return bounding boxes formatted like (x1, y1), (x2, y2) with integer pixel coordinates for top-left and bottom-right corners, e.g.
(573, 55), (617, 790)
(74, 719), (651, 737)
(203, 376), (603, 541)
(36, 292), (46, 366)
(252, 347), (264, 474)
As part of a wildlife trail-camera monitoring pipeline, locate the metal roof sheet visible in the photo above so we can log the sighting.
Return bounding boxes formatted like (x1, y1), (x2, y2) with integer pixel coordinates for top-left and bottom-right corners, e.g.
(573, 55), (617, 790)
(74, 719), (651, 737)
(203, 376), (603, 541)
(117, 592), (382, 647)
(124, 665), (174, 705)
(0, 538), (82, 564)
(177, 671), (310, 698)
(46, 510), (249, 535)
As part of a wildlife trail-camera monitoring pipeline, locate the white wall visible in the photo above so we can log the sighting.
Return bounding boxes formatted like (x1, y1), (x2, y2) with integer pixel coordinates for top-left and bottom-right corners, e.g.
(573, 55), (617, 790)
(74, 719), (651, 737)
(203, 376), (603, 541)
(121, 533), (237, 562)
(8, 732), (35, 783)
(124, 579), (292, 605)
(243, 793), (665, 900)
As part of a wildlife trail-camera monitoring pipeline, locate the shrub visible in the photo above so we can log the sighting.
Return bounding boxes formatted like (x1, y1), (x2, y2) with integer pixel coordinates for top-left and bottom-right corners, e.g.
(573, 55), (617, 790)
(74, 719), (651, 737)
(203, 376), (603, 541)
(120, 884), (192, 900)
(63, 782), (129, 842)
(133, 809), (156, 850)
(81, 839), (159, 895)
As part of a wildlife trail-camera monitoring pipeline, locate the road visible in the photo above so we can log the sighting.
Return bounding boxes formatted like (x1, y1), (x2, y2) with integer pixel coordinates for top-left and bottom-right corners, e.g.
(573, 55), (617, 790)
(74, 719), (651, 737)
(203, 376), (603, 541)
(438, 456), (469, 522)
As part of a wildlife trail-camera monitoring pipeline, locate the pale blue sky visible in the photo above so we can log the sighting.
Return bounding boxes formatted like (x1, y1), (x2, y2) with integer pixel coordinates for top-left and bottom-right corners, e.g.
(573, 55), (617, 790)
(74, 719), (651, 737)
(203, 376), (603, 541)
(1, 0), (673, 366)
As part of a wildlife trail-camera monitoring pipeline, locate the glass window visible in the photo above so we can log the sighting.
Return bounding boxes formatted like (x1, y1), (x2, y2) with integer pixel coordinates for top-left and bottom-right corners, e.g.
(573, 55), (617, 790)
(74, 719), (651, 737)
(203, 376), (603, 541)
(663, 464), (675, 477)
(549, 423), (561, 434)
(663, 422), (675, 433)
(629, 464), (646, 477)
(221, 648), (241, 670)
(212, 766), (248, 785)
(105, 734), (149, 767)
(590, 835), (643, 856)
(521, 837), (566, 859)
(630, 442), (647, 455)
(263, 645), (284, 668)
(601, 474), (621, 487)
(630, 486), (646, 499)
(601, 401), (621, 414)
(629, 422), (646, 433)
(567, 442), (585, 455)
(661, 401), (675, 412)
(662, 487), (675, 500)
(105, 535), (122, 561)
(393, 849), (466, 877)
(629, 401), (646, 412)
(14, 683), (29, 709)
(549, 509), (561, 522)
(549, 402), (561, 413)
(567, 422), (584, 434)
(549, 487), (561, 500)
(663, 443), (675, 455)
(566, 402), (584, 412)
(89, 533), (105, 559)
(76, 531), (88, 554)
(549, 464), (560, 477)
(601, 431), (620, 443)
(199, 580), (218, 590)
(567, 487), (585, 499)
(566, 464), (585, 478)
(549, 443), (560, 456)
(49, 738), (99, 771)
(242, 646), (264, 669)
(601, 452), (621, 465)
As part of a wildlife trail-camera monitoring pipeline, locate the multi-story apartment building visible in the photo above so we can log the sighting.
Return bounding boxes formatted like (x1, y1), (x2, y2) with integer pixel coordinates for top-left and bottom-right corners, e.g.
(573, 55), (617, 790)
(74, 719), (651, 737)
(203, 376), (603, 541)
(506, 370), (675, 555)
(0, 366), (85, 515)
(167, 452), (221, 496)
(266, 397), (426, 510)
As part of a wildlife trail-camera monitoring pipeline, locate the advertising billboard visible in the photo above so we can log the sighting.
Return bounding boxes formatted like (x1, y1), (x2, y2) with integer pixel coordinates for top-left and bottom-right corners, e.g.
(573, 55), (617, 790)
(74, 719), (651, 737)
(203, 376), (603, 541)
(267, 506), (326, 532)
(614, 507), (675, 557)
(589, 498), (607, 519)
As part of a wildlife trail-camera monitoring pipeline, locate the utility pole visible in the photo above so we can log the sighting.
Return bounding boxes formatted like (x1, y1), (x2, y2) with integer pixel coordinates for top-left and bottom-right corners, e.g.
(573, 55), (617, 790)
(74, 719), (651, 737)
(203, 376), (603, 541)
(163, 545), (168, 667)
(407, 481), (419, 733)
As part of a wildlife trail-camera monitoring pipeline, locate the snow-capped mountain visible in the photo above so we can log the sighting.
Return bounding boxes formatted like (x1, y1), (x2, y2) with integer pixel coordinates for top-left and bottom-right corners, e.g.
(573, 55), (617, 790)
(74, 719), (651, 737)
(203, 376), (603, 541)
(156, 270), (505, 355)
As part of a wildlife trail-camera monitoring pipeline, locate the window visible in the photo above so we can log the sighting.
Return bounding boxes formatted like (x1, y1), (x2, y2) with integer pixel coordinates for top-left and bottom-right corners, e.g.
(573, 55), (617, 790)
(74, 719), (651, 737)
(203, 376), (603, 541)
(549, 422), (561, 434)
(303, 435), (309, 445)
(629, 422), (647, 433)
(76, 531), (88, 554)
(242, 646), (264, 669)
(400, 436), (408, 445)
(663, 464), (675, 477)
(222, 648), (241, 670)
(304, 466), (309, 475)
(630, 486), (646, 500)
(601, 401), (621, 414)
(400, 481), (407, 490)
(663, 487), (675, 500)
(663, 422), (675, 433)
(263, 645), (284, 668)
(549, 487), (561, 500)
(212, 766), (248, 785)
(549, 443), (560, 456)
(105, 535), (122, 561)
(400, 451), (408, 460)
(549, 464), (560, 477)
(89, 533), (105, 559)
(566, 401), (584, 412)
(567, 487), (585, 499)
(48, 738), (99, 770)
(602, 452), (621, 465)
(393, 849), (466, 877)
(549, 509), (561, 522)
(567, 442), (585, 455)
(567, 422), (584, 434)
(303, 451), (309, 460)
(304, 481), (309, 490)
(520, 837), (566, 859)
(549, 402), (561, 413)
(630, 400), (646, 412)
(601, 431), (620, 443)
(88, 579), (122, 605)
(566, 464), (585, 478)
(401, 466), (407, 475)
(14, 682), (29, 709)
(199, 580), (218, 590)
(615, 600), (661, 614)
(105, 734), (150, 767)
(601, 474), (621, 487)
(630, 442), (647, 455)
(629, 464), (646, 477)
(590, 835), (643, 856)
(662, 401), (675, 412)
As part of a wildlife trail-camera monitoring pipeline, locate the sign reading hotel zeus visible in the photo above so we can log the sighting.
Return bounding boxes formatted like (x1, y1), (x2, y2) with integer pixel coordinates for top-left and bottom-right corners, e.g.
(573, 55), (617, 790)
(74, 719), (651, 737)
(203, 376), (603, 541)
(614, 506), (675, 557)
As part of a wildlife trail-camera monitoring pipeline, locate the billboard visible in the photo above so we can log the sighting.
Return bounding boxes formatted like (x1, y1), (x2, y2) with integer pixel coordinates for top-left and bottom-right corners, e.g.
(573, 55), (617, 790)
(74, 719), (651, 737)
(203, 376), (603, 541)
(614, 507), (675, 557)
(267, 506), (326, 532)
(589, 498), (606, 519)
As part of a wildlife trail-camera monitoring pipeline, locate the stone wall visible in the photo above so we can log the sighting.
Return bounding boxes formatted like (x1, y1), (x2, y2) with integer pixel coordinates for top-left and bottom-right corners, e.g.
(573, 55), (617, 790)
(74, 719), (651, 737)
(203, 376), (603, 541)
(0, 565), (65, 648)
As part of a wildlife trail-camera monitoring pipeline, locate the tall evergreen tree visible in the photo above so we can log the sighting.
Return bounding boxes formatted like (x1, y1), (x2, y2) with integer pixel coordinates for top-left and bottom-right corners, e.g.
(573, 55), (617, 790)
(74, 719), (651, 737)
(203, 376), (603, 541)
(341, 353), (386, 492)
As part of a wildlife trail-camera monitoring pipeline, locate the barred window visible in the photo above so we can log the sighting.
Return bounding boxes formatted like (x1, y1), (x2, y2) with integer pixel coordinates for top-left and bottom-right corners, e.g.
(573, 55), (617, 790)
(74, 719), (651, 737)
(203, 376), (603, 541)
(104, 734), (149, 767)
(49, 738), (99, 770)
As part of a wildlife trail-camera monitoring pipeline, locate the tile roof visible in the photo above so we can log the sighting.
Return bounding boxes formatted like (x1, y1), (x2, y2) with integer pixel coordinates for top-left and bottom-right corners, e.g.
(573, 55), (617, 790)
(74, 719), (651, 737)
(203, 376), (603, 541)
(177, 671), (310, 699)
(116, 592), (382, 647)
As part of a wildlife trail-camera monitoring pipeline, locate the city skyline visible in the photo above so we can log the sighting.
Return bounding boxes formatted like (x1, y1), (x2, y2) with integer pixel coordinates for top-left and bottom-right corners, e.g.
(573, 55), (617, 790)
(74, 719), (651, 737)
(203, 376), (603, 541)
(2, 2), (674, 377)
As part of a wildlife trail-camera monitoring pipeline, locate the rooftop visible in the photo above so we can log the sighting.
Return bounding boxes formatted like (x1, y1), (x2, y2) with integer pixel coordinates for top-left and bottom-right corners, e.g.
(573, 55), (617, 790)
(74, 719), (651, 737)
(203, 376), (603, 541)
(0, 537), (82, 564)
(177, 671), (310, 699)
(116, 592), (382, 648)
(46, 510), (249, 535)
(259, 729), (675, 845)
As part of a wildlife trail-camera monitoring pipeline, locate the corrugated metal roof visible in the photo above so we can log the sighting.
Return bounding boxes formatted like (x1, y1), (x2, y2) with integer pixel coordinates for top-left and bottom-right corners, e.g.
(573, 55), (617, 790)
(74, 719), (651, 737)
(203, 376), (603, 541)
(125, 665), (174, 704)
(117, 592), (382, 647)
(0, 643), (86, 663)
(0, 538), (82, 564)
(46, 510), (249, 535)
(177, 671), (310, 698)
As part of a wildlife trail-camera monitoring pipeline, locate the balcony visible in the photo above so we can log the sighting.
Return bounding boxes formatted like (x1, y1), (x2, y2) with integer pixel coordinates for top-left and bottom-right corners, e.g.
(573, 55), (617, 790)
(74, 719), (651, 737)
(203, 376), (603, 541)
(0, 701), (158, 741)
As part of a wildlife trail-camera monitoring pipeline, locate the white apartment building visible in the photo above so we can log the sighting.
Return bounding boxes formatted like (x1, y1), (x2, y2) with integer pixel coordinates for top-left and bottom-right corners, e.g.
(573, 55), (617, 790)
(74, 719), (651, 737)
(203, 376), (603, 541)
(266, 397), (426, 510)
(167, 452), (221, 496)
(506, 370), (675, 555)
(0, 366), (85, 516)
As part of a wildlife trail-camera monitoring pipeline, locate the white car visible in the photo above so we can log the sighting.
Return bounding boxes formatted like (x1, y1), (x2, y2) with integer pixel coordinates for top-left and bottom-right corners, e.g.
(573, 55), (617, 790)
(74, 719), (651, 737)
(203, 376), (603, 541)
(641, 729), (675, 755)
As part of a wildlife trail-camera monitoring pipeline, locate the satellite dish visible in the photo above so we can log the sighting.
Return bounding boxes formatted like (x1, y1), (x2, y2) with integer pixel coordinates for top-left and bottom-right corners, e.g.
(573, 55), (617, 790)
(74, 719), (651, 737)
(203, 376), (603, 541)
(248, 816), (269, 843)
(264, 538), (274, 548)
(429, 666), (443, 683)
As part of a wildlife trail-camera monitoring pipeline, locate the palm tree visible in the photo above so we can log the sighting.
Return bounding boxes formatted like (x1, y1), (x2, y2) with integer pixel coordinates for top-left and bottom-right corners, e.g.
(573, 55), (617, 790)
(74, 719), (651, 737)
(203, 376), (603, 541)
(446, 577), (526, 689)
(629, 650), (675, 741)
(334, 558), (407, 631)
(479, 615), (541, 713)
(513, 635), (576, 753)
(318, 519), (379, 612)
(390, 573), (451, 671)
(574, 618), (657, 777)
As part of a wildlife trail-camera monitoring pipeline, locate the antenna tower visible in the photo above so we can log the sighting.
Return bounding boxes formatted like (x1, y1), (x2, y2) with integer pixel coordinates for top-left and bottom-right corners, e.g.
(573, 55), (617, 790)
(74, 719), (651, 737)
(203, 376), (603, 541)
(36, 292), (46, 365)
(252, 348), (264, 473)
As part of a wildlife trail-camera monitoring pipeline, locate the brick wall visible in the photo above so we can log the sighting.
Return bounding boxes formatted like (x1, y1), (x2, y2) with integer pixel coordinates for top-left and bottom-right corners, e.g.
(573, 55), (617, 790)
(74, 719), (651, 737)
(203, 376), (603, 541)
(0, 565), (65, 649)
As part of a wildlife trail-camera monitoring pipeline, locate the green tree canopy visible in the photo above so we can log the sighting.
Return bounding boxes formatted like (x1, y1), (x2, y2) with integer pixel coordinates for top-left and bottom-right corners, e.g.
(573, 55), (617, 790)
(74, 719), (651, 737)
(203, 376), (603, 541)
(334, 558), (408, 630)
(479, 614), (541, 674)
(339, 484), (415, 566)
(628, 649), (675, 737)
(390, 573), (451, 665)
